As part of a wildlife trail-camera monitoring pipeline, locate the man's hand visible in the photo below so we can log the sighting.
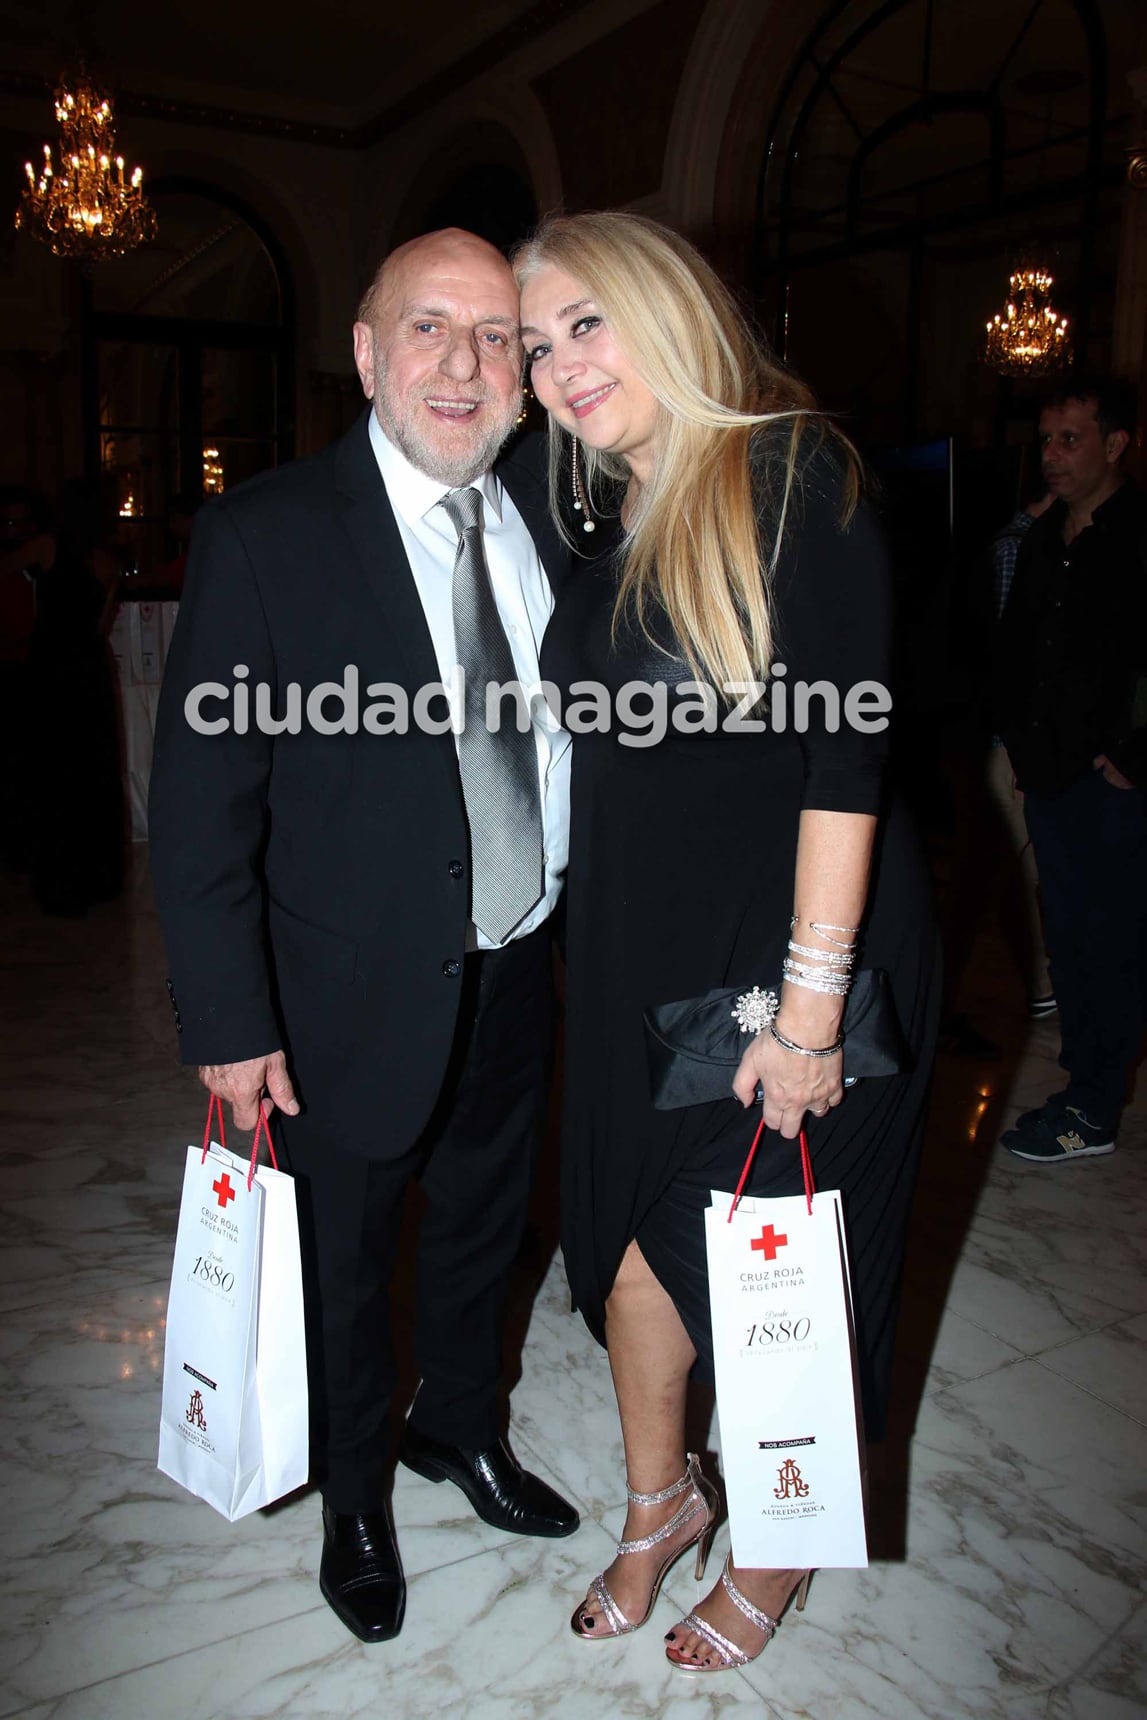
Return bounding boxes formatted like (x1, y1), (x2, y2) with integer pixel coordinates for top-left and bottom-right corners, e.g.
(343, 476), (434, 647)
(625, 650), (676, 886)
(1093, 753), (1135, 790)
(199, 1051), (299, 1130)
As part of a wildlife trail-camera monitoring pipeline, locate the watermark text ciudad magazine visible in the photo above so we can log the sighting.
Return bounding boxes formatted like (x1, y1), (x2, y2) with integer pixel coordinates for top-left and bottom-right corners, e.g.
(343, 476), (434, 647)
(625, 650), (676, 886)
(183, 665), (892, 748)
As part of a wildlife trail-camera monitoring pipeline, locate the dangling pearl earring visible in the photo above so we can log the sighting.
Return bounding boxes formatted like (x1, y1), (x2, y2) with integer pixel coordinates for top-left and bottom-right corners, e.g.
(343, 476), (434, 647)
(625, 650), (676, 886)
(571, 435), (596, 533)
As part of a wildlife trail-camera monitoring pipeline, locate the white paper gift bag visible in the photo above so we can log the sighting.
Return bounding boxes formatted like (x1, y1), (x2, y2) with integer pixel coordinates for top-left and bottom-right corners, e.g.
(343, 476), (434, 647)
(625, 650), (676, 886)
(158, 1102), (309, 1521)
(704, 1124), (868, 1570)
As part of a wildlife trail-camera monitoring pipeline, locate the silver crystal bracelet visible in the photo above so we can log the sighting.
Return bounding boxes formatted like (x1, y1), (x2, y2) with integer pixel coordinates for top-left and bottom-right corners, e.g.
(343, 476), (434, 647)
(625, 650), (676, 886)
(769, 1022), (844, 1058)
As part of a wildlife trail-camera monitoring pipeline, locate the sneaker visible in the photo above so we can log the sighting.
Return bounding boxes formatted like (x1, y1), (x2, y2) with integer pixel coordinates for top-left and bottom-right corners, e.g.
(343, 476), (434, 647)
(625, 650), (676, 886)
(1005, 1106), (1115, 1162)
(1008, 1091), (1071, 1134)
(1027, 993), (1058, 1020)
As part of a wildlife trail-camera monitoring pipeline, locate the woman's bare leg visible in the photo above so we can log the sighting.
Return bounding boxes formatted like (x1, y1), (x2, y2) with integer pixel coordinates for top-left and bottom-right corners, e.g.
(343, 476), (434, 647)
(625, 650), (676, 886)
(575, 1239), (710, 1632)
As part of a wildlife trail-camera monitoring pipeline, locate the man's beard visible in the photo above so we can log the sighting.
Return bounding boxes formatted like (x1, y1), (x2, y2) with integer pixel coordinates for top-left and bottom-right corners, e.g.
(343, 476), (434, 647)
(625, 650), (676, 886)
(372, 344), (520, 486)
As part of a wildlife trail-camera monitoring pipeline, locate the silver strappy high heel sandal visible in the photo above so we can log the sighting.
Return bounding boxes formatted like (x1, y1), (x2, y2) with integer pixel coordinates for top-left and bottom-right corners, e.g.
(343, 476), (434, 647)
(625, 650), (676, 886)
(666, 1556), (811, 1672)
(570, 1452), (718, 1640)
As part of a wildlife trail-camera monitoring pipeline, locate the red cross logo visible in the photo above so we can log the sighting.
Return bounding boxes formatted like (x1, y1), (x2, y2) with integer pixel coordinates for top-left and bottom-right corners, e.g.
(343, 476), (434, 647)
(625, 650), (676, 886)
(212, 1172), (237, 1210)
(751, 1224), (788, 1260)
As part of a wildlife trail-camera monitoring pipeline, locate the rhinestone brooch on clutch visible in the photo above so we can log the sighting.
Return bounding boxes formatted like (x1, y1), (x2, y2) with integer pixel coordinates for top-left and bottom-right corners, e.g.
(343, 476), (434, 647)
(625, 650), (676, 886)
(731, 986), (780, 1035)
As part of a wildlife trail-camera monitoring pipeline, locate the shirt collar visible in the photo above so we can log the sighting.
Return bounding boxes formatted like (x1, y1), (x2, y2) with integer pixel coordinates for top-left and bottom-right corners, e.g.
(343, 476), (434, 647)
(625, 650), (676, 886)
(367, 410), (504, 530)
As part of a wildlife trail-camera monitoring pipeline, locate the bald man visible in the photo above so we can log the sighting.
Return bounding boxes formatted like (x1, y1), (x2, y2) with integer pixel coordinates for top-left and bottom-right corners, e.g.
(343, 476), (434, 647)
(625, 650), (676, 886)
(150, 229), (576, 1643)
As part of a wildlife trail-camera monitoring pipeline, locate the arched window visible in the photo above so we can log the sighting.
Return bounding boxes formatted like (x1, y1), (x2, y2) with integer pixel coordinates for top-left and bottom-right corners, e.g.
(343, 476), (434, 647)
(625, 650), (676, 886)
(81, 180), (295, 577)
(752, 0), (1118, 441)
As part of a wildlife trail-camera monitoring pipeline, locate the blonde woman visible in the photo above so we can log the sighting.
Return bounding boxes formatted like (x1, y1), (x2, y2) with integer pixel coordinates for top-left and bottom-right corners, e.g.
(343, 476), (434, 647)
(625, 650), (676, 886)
(515, 213), (938, 1674)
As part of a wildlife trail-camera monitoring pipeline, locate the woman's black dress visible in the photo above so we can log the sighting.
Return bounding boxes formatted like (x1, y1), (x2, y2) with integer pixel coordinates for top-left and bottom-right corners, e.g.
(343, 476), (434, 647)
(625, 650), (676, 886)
(539, 451), (939, 1441)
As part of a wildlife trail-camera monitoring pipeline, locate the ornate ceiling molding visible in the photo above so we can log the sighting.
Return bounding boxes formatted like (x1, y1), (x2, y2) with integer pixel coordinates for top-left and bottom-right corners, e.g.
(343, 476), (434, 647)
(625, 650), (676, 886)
(0, 0), (600, 153)
(0, 69), (355, 147)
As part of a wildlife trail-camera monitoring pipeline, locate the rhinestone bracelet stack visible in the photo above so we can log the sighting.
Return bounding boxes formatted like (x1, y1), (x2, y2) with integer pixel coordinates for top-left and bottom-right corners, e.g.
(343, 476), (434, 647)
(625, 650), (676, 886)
(781, 916), (858, 999)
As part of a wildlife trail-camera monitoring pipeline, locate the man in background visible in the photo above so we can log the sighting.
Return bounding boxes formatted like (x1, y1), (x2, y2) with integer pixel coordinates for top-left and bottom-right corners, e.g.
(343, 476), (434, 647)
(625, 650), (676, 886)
(984, 490), (1055, 1019)
(997, 373), (1146, 1161)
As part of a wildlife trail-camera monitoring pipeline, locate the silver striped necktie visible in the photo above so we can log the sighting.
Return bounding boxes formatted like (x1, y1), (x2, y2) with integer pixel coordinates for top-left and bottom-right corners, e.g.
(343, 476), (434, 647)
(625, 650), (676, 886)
(440, 486), (543, 944)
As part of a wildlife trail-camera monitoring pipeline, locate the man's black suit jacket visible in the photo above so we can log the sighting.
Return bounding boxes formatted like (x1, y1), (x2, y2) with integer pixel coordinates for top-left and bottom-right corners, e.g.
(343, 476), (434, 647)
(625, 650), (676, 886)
(149, 412), (568, 1160)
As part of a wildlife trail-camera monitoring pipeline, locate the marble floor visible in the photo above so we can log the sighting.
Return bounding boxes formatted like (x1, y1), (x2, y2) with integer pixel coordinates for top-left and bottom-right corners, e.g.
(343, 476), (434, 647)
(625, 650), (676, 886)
(0, 852), (1144, 1720)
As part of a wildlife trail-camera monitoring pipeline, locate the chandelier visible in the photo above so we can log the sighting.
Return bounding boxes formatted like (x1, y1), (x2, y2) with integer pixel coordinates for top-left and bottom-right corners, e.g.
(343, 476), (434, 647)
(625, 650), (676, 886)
(984, 268), (1069, 377)
(14, 70), (157, 261)
(203, 447), (225, 495)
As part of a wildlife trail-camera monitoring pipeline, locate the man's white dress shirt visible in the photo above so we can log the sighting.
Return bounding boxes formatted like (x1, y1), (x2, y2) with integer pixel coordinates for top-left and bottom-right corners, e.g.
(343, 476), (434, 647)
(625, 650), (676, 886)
(368, 413), (570, 949)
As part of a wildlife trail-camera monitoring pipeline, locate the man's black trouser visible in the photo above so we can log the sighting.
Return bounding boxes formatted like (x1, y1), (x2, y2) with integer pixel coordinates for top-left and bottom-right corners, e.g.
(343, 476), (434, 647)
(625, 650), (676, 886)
(1024, 769), (1147, 1132)
(277, 922), (554, 1514)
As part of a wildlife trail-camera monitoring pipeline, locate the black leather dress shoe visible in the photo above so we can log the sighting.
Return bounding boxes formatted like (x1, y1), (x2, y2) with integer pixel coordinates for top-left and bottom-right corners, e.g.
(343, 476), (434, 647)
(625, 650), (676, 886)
(319, 1501), (406, 1643)
(398, 1425), (579, 1538)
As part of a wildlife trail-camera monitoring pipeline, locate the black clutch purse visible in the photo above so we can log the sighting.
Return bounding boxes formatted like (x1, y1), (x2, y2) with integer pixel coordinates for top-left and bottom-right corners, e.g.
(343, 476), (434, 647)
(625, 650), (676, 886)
(642, 968), (911, 1110)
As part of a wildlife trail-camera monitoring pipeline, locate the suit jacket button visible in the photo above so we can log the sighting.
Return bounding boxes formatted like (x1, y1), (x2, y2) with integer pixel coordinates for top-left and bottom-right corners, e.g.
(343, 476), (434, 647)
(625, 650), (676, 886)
(442, 959), (461, 978)
(448, 860), (465, 878)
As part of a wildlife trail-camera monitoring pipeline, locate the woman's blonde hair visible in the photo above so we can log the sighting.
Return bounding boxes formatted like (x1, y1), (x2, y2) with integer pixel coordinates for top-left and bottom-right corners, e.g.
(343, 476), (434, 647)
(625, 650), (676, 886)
(512, 211), (860, 688)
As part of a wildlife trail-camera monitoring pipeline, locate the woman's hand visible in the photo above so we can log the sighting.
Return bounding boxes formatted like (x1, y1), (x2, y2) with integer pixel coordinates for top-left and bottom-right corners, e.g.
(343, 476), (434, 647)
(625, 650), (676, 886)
(732, 1027), (844, 1139)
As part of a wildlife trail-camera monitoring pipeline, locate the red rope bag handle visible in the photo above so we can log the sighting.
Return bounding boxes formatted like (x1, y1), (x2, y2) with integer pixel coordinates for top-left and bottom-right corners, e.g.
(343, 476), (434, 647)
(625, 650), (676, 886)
(200, 1093), (280, 1189)
(727, 1121), (815, 1223)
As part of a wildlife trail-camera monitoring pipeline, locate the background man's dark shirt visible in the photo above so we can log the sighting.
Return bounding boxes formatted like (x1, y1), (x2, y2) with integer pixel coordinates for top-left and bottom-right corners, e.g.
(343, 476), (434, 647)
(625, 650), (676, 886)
(997, 482), (1147, 794)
